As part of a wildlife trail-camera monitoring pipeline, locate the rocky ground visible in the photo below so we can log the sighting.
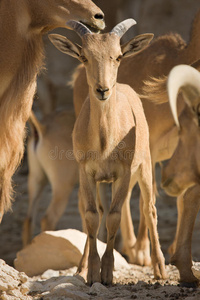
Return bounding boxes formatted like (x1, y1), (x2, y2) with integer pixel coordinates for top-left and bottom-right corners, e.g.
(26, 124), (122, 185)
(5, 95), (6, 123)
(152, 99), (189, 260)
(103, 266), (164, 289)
(1, 157), (200, 299)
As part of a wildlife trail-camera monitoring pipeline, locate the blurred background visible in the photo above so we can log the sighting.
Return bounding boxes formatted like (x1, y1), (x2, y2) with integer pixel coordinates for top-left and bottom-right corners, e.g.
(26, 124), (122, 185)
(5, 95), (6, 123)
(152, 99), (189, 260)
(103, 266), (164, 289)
(1, 0), (200, 267)
(36, 0), (200, 114)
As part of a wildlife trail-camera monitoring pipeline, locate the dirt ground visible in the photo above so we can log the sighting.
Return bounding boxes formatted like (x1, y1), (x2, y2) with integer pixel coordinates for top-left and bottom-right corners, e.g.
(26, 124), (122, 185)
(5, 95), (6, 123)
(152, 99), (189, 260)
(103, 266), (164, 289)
(1, 151), (200, 299)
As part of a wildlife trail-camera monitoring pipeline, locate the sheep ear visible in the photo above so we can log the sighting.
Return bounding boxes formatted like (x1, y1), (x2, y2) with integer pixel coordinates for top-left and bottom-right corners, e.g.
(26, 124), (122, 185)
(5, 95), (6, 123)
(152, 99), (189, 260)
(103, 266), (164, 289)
(48, 34), (82, 60)
(121, 33), (154, 58)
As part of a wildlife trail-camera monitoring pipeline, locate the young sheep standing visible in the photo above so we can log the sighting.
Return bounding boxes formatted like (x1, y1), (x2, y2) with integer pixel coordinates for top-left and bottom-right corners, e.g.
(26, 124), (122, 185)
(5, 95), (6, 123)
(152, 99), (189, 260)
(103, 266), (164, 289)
(49, 20), (166, 285)
(71, 9), (200, 267)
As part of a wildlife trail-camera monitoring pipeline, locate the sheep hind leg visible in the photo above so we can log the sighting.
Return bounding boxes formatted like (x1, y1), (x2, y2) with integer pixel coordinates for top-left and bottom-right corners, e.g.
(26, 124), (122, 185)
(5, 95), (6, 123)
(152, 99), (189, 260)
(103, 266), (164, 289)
(131, 193), (151, 266)
(75, 188), (88, 282)
(120, 182), (151, 266)
(23, 166), (47, 246)
(98, 183), (109, 243)
(131, 160), (157, 266)
(138, 158), (166, 279)
(168, 194), (184, 256)
(41, 181), (77, 231)
(131, 161), (158, 266)
(75, 235), (89, 282)
(120, 186), (137, 261)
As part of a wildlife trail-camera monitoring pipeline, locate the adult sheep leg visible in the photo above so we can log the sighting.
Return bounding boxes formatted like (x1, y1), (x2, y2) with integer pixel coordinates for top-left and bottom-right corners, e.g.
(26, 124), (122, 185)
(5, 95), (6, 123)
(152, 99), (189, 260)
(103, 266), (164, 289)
(168, 194), (184, 256)
(41, 173), (78, 231)
(170, 185), (200, 286)
(138, 156), (166, 279)
(23, 153), (47, 246)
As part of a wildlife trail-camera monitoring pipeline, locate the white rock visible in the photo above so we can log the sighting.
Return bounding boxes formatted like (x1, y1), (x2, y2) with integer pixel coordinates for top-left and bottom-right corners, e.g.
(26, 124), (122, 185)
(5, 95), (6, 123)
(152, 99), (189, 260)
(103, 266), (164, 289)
(41, 269), (60, 279)
(19, 272), (29, 283)
(14, 229), (129, 276)
(20, 283), (29, 295)
(192, 262), (200, 279)
(0, 259), (32, 300)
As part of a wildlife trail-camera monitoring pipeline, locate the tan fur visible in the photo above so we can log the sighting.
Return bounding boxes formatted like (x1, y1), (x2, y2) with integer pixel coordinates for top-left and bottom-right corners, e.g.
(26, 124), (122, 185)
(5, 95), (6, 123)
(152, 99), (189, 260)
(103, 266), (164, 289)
(161, 64), (200, 285)
(142, 76), (169, 104)
(70, 9), (200, 266)
(49, 25), (166, 284)
(0, 0), (104, 222)
(23, 110), (78, 246)
(169, 185), (200, 286)
(142, 58), (200, 104)
(24, 111), (110, 246)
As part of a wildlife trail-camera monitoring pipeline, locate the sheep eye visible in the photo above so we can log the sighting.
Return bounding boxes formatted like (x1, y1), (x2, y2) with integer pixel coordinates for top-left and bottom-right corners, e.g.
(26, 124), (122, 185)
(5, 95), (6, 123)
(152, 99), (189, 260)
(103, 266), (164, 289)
(116, 55), (123, 62)
(81, 56), (88, 63)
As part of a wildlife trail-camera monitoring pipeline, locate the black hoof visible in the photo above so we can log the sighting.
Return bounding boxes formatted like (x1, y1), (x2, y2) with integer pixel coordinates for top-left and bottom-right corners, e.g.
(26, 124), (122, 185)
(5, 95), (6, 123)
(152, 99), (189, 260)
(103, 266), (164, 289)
(179, 280), (199, 288)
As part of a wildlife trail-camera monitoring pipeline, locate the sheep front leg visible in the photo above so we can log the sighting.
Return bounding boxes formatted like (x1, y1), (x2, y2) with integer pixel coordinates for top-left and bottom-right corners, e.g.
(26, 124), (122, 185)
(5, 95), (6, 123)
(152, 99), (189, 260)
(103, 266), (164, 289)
(168, 194), (184, 256)
(78, 167), (101, 285)
(76, 182), (104, 283)
(138, 159), (166, 279)
(101, 174), (130, 285)
(170, 185), (200, 287)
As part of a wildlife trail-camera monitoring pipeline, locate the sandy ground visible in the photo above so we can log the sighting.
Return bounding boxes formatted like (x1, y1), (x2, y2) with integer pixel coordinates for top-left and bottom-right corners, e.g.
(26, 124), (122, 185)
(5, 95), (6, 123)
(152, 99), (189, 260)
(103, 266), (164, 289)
(1, 154), (200, 299)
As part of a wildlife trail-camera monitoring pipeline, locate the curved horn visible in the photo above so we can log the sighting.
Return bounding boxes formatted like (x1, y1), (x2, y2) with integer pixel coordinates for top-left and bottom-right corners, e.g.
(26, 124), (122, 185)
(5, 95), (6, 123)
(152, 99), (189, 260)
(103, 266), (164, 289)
(66, 20), (92, 37)
(167, 64), (200, 127)
(110, 19), (137, 38)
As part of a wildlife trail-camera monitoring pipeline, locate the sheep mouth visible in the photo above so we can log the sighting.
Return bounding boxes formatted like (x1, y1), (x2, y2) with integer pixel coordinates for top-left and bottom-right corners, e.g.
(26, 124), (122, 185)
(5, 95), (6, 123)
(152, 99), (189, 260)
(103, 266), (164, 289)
(80, 21), (102, 33)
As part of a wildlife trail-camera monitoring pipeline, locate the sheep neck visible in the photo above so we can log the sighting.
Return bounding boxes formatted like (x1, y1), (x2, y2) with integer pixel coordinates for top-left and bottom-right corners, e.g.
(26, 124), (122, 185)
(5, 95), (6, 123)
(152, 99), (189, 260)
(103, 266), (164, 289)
(88, 85), (118, 152)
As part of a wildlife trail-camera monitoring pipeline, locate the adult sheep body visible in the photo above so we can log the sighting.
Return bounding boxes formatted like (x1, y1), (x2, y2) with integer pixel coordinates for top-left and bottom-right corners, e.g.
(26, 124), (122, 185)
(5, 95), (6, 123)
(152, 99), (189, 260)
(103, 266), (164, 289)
(141, 60), (200, 285)
(0, 0), (104, 222)
(161, 63), (200, 285)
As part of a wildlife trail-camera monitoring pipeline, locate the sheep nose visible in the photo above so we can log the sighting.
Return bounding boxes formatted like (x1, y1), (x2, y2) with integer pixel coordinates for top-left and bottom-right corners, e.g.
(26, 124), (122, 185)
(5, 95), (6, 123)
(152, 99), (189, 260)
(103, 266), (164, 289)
(96, 87), (109, 97)
(94, 13), (104, 20)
